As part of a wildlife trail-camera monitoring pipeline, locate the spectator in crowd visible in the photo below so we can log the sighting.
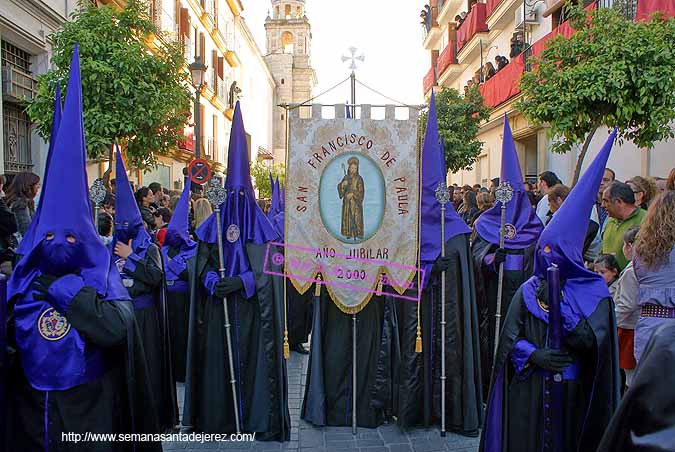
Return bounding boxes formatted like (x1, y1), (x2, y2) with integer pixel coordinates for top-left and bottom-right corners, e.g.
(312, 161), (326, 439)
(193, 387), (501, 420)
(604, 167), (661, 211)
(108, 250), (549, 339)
(109, 178), (116, 194)
(495, 55), (509, 70)
(627, 176), (657, 211)
(193, 198), (213, 229)
(454, 14), (463, 29)
(452, 186), (463, 212)
(473, 183), (482, 193)
(101, 192), (115, 216)
(489, 177), (500, 193)
(159, 193), (171, 209)
(476, 191), (493, 215)
(153, 207), (172, 247)
(614, 227), (640, 391)
(0, 174), (17, 275)
(524, 181), (539, 208)
(602, 181), (647, 270)
(5, 172), (40, 238)
(596, 167), (615, 229)
(536, 171), (561, 223)
(148, 181), (162, 210)
(169, 195), (181, 212)
(98, 211), (114, 247)
(667, 167), (675, 191)
(547, 183), (600, 260)
(632, 191), (675, 364)
(462, 190), (480, 226)
(510, 32), (525, 58)
(483, 62), (497, 81)
(469, 0), (478, 10)
(134, 186), (155, 231)
(594, 254), (621, 298)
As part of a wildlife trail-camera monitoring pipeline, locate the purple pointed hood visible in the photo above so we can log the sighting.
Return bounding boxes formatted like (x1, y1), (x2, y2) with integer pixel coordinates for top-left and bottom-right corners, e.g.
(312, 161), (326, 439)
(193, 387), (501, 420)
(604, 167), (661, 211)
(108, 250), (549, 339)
(17, 82), (63, 257)
(196, 101), (278, 278)
(474, 115), (543, 249)
(114, 147), (153, 257)
(524, 129), (617, 330)
(8, 44), (128, 301)
(280, 184), (285, 211)
(419, 91), (470, 265)
(268, 175), (280, 221)
(162, 179), (196, 281)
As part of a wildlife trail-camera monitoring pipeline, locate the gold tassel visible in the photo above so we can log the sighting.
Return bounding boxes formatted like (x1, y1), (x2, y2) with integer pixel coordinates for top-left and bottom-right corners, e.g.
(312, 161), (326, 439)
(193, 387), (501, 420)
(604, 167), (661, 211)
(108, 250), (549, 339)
(315, 276), (322, 297)
(415, 299), (422, 353)
(376, 274), (384, 295)
(283, 331), (290, 359)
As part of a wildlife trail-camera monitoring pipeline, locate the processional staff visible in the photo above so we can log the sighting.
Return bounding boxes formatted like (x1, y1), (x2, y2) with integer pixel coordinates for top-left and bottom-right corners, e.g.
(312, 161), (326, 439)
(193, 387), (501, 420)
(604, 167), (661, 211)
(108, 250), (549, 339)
(493, 181), (514, 362)
(89, 178), (107, 232)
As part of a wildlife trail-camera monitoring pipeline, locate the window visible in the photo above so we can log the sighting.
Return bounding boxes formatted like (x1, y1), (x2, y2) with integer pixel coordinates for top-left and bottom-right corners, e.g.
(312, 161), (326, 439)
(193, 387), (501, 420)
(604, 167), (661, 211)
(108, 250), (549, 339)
(281, 31), (294, 54)
(281, 78), (285, 85)
(285, 4), (291, 18)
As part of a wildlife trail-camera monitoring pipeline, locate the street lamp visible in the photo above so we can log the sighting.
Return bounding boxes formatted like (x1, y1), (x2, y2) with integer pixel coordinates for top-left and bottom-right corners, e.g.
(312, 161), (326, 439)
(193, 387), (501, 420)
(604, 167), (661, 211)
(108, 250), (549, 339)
(189, 56), (207, 159)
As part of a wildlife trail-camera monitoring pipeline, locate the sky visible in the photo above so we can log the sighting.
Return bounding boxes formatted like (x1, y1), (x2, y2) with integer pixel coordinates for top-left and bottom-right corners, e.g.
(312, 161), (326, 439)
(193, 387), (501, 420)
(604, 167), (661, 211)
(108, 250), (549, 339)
(241, 0), (428, 107)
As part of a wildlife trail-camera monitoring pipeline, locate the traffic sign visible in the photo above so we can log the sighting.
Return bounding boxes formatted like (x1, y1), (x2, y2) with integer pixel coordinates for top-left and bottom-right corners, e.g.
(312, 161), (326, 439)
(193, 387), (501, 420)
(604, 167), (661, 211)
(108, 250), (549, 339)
(188, 159), (212, 185)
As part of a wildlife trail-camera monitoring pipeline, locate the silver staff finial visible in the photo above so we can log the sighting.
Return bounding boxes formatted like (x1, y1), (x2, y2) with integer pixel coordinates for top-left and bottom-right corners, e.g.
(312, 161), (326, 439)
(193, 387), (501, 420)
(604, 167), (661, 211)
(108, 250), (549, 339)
(89, 178), (107, 204)
(495, 181), (514, 204)
(435, 181), (451, 206)
(205, 177), (227, 207)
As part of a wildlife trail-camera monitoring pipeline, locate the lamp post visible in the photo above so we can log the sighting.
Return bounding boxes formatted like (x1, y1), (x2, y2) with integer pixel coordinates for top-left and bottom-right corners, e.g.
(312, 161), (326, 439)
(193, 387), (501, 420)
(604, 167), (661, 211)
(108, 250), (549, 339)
(189, 56), (207, 159)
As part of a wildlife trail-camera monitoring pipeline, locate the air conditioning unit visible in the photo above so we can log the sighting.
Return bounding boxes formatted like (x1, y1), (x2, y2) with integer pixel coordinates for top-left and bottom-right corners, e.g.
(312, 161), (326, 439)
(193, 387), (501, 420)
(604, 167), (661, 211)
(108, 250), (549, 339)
(515, 3), (541, 28)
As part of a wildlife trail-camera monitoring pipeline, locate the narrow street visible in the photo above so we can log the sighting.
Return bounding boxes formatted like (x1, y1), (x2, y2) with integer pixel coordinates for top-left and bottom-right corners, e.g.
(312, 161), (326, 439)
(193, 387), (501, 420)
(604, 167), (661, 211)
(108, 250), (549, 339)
(164, 351), (479, 452)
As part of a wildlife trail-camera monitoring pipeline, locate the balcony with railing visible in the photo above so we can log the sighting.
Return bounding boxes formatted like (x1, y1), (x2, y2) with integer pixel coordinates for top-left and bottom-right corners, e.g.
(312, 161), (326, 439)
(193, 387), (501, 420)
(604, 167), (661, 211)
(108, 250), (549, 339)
(178, 131), (195, 152)
(204, 137), (215, 160)
(216, 75), (226, 102)
(457, 3), (490, 53)
(205, 67), (216, 94)
(423, 66), (436, 95)
(183, 36), (194, 63)
(1, 65), (38, 102)
(202, 0), (216, 25)
(436, 40), (458, 83)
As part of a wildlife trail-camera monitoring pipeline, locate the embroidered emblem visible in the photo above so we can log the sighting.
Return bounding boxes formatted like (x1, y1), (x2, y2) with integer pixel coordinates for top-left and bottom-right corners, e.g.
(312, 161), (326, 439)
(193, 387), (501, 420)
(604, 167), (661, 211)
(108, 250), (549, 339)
(115, 258), (126, 274)
(38, 308), (71, 341)
(226, 224), (240, 243)
(122, 278), (134, 288)
(504, 223), (517, 240)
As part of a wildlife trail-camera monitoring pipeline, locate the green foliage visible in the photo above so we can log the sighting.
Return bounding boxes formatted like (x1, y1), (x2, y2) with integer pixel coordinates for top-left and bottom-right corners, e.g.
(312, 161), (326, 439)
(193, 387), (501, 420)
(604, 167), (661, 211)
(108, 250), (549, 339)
(26, 0), (192, 169)
(518, 2), (675, 159)
(251, 162), (286, 199)
(421, 87), (491, 173)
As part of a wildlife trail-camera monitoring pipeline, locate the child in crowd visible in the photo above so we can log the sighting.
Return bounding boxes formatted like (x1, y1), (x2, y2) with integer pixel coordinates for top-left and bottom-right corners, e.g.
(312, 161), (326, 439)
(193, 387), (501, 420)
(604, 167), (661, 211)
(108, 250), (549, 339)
(595, 253), (621, 298)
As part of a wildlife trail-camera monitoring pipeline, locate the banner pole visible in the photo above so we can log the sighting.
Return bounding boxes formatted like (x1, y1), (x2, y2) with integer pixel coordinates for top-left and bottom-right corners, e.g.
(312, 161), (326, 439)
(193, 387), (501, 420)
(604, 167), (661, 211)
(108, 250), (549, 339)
(352, 312), (357, 435)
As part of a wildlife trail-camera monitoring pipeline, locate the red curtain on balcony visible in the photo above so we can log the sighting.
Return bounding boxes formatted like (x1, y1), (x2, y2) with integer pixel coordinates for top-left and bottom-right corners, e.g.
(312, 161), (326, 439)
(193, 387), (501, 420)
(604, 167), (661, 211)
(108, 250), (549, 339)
(636, 0), (675, 21)
(486, 0), (504, 17)
(480, 54), (525, 108)
(437, 41), (457, 78)
(457, 3), (489, 50)
(424, 67), (435, 94)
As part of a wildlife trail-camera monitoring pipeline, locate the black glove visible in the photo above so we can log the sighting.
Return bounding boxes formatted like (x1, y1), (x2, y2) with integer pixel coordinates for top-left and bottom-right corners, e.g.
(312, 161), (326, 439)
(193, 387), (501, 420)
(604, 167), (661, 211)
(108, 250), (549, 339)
(214, 277), (244, 298)
(494, 248), (507, 265)
(31, 274), (60, 301)
(529, 348), (575, 372)
(431, 256), (452, 274)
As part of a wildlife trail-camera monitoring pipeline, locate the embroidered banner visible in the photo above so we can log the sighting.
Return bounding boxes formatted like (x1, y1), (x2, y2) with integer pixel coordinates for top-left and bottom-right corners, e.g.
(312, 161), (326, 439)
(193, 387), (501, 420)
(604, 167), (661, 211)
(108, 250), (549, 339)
(286, 104), (420, 313)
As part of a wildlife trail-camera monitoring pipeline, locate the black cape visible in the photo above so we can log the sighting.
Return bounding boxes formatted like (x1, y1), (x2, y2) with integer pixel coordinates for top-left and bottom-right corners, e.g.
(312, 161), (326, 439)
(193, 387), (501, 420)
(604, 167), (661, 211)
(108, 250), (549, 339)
(302, 288), (396, 428)
(479, 288), (620, 452)
(124, 243), (177, 431)
(4, 287), (161, 451)
(396, 234), (483, 436)
(471, 234), (535, 398)
(182, 241), (290, 441)
(597, 322), (675, 452)
(286, 280), (312, 348)
(165, 245), (193, 383)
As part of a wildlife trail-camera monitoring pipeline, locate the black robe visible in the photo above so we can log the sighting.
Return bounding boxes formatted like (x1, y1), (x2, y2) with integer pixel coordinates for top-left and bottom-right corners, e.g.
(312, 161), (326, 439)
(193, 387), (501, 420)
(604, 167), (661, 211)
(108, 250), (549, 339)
(479, 288), (620, 452)
(302, 290), (395, 428)
(597, 323), (675, 451)
(4, 287), (161, 451)
(165, 246), (192, 383)
(123, 243), (177, 431)
(286, 280), (312, 348)
(396, 234), (483, 437)
(182, 242), (290, 441)
(471, 235), (535, 398)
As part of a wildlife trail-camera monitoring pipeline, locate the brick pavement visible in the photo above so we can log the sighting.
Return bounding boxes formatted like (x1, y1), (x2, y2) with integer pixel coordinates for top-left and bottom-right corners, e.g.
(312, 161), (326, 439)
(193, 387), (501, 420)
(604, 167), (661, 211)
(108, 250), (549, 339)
(164, 350), (479, 452)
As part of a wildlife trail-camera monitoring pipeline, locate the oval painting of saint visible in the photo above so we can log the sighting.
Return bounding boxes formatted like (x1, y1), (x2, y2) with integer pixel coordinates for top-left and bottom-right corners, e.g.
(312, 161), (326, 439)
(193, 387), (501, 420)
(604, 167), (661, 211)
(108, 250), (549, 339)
(319, 153), (385, 244)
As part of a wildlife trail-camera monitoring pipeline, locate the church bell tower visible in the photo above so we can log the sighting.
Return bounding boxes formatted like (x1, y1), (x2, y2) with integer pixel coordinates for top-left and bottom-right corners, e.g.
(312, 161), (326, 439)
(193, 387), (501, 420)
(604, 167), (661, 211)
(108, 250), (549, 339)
(265, 0), (317, 163)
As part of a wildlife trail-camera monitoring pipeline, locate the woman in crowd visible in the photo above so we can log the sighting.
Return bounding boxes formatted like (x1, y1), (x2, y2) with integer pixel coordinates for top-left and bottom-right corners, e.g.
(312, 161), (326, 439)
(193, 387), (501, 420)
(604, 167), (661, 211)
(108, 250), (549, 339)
(462, 190), (480, 226)
(5, 172), (40, 237)
(594, 254), (621, 298)
(632, 191), (675, 363)
(614, 227), (640, 391)
(135, 186), (156, 231)
(476, 191), (493, 216)
(627, 176), (657, 211)
(193, 197), (213, 229)
(667, 167), (674, 191)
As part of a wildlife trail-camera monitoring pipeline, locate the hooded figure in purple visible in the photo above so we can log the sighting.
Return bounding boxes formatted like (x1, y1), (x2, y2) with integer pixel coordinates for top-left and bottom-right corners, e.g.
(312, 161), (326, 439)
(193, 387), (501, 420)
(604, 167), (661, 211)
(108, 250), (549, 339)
(161, 179), (197, 383)
(480, 130), (620, 452)
(472, 116), (544, 397)
(113, 147), (177, 432)
(4, 44), (161, 451)
(182, 101), (290, 441)
(393, 91), (483, 435)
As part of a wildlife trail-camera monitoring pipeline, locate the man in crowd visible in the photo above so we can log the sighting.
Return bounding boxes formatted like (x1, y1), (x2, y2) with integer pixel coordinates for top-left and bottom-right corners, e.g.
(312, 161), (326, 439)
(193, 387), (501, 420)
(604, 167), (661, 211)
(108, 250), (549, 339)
(536, 171), (561, 223)
(148, 182), (162, 211)
(601, 181), (646, 270)
(597, 168), (615, 228)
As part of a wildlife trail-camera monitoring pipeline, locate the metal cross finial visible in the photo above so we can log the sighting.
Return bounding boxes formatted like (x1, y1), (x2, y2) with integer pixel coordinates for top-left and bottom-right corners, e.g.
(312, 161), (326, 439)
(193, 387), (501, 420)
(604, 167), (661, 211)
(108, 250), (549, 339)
(89, 178), (107, 205)
(495, 181), (514, 204)
(205, 177), (227, 207)
(435, 181), (451, 206)
(341, 47), (365, 71)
